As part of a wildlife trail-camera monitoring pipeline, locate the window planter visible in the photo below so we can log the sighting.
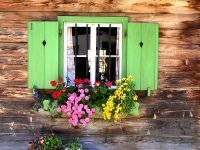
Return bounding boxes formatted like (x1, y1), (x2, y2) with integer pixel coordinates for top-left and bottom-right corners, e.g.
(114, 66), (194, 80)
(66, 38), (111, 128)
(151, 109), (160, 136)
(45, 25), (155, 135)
(33, 76), (140, 127)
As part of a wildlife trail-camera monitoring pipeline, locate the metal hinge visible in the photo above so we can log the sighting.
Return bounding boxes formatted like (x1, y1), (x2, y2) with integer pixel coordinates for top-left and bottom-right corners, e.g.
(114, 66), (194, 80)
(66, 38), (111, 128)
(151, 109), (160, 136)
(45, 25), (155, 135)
(30, 23), (33, 30)
(59, 29), (62, 35)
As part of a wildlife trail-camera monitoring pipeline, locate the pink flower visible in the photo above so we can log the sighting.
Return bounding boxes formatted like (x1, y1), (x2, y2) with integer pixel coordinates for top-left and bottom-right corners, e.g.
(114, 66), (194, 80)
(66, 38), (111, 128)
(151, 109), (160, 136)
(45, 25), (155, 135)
(67, 112), (71, 116)
(57, 107), (62, 112)
(91, 108), (96, 113)
(105, 81), (112, 87)
(77, 107), (82, 112)
(85, 118), (90, 123)
(78, 84), (83, 88)
(84, 88), (89, 93)
(79, 89), (84, 94)
(80, 93), (85, 98)
(85, 96), (89, 101)
(84, 105), (88, 110)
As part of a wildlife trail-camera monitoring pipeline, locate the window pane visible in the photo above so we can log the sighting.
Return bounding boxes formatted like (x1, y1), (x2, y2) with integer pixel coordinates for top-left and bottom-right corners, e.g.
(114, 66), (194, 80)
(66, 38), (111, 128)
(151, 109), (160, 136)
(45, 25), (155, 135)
(66, 26), (91, 84)
(96, 27), (118, 55)
(71, 27), (91, 55)
(96, 26), (119, 82)
(96, 57), (119, 83)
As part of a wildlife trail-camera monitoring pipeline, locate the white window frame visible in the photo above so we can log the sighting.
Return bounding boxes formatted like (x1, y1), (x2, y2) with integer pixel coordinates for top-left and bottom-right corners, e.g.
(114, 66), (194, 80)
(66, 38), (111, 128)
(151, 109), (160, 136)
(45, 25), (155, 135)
(64, 23), (122, 84)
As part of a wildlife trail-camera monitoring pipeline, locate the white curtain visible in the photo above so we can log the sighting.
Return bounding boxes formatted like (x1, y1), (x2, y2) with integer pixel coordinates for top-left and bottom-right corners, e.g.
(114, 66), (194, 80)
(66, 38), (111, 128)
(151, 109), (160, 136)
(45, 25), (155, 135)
(67, 27), (75, 85)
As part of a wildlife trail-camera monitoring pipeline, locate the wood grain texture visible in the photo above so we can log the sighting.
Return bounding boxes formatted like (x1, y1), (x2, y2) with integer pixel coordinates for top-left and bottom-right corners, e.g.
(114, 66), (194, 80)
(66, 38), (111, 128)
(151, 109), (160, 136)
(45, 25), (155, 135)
(0, 0), (199, 14)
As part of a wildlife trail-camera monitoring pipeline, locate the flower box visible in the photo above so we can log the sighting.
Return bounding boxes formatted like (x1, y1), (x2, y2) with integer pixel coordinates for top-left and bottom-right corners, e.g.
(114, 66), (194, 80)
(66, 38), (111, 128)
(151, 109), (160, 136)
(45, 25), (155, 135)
(33, 76), (139, 127)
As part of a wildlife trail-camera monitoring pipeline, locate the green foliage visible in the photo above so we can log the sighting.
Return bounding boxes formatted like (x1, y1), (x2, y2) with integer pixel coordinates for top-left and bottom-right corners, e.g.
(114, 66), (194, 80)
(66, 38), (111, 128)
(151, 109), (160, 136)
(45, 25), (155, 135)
(88, 83), (115, 109)
(63, 139), (83, 150)
(33, 134), (62, 150)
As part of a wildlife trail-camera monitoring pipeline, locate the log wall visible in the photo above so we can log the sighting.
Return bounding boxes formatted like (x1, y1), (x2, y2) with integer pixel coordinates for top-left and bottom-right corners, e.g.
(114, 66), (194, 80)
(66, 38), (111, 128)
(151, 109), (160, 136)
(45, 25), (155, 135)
(0, 0), (199, 149)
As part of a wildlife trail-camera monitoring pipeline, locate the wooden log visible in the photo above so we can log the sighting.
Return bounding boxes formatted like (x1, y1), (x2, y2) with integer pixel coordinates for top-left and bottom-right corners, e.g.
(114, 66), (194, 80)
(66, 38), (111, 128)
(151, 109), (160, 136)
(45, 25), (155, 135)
(0, 88), (33, 101)
(1, 26), (200, 43)
(152, 90), (200, 100)
(0, 28), (27, 43)
(0, 0), (199, 14)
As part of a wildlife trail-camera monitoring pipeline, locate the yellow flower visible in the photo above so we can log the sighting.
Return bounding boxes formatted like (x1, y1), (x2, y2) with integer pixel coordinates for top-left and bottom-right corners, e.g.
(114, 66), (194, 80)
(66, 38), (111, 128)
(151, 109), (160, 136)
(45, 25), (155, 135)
(133, 95), (138, 101)
(115, 80), (120, 85)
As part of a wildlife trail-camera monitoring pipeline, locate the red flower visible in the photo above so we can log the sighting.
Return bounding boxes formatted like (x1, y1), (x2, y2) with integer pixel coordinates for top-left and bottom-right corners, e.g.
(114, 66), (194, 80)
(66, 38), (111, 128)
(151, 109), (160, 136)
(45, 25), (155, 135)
(52, 91), (61, 99)
(74, 78), (82, 85)
(50, 80), (57, 87)
(83, 79), (91, 85)
(58, 78), (63, 84)
(105, 81), (112, 87)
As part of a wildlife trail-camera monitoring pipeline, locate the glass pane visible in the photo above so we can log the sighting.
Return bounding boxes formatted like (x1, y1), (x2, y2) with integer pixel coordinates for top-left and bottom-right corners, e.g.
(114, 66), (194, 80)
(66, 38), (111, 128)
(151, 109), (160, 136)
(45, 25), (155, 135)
(66, 26), (91, 85)
(67, 57), (90, 83)
(96, 57), (119, 83)
(96, 27), (119, 55)
(71, 27), (91, 55)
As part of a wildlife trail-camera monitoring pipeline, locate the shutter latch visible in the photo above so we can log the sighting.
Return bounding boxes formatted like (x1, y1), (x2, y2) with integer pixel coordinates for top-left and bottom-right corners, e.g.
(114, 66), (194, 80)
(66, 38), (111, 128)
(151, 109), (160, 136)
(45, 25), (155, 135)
(42, 40), (46, 46)
(140, 41), (143, 48)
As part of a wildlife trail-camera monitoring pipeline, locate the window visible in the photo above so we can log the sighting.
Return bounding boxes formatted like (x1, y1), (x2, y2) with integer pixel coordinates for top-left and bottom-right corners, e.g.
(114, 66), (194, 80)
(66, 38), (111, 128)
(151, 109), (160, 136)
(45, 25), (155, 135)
(63, 23), (122, 85)
(28, 16), (158, 93)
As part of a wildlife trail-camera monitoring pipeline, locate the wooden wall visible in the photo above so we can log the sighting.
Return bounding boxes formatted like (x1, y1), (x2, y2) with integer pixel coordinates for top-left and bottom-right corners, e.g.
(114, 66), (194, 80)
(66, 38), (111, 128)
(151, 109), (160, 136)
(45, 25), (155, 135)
(0, 0), (200, 149)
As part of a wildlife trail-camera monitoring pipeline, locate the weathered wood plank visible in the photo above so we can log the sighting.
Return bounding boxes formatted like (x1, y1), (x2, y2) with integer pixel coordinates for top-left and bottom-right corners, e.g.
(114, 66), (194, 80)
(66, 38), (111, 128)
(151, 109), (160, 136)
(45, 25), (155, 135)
(0, 88), (33, 101)
(0, 0), (199, 14)
(1, 27), (200, 43)
(0, 12), (199, 28)
(152, 90), (200, 100)
(0, 28), (27, 43)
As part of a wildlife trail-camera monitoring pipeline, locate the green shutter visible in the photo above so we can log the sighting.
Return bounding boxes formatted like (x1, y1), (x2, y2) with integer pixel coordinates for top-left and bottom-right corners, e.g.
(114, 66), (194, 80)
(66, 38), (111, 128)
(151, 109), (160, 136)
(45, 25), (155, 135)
(44, 22), (59, 88)
(127, 23), (141, 90)
(141, 23), (158, 90)
(28, 22), (58, 89)
(127, 23), (158, 91)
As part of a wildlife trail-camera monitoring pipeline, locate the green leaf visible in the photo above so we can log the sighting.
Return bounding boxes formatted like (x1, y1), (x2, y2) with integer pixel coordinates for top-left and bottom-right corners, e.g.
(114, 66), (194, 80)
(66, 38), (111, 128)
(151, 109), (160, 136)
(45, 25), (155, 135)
(129, 102), (140, 116)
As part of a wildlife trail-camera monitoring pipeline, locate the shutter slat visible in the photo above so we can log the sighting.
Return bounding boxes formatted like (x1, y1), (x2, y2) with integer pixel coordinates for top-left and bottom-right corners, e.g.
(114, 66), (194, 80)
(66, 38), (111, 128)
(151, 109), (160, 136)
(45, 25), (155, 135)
(127, 23), (142, 90)
(127, 23), (158, 91)
(44, 22), (59, 88)
(141, 23), (158, 90)
(28, 22), (45, 88)
(28, 21), (58, 89)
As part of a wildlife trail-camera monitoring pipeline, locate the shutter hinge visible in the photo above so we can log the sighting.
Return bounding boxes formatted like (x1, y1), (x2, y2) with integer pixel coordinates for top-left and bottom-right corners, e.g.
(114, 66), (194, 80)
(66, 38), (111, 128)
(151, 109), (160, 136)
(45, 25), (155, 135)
(59, 29), (62, 35)
(125, 31), (127, 37)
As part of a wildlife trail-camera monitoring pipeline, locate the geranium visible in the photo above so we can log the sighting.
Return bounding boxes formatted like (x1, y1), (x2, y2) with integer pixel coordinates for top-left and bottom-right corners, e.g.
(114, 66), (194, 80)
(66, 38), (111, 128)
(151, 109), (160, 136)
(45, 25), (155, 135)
(50, 80), (57, 87)
(58, 78), (63, 84)
(105, 81), (112, 87)
(52, 91), (62, 99)
(57, 81), (96, 127)
(102, 75), (139, 122)
(74, 78), (83, 85)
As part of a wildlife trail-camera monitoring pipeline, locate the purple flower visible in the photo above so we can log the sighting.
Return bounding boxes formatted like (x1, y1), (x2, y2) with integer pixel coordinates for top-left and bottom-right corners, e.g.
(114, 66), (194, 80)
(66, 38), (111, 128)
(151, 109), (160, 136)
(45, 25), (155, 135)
(33, 91), (39, 99)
